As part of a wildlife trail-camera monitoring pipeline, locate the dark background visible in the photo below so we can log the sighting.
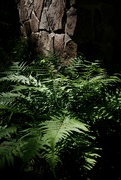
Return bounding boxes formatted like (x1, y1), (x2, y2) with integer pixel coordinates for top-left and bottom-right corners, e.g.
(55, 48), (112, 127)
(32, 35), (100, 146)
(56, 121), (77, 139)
(1, 0), (121, 73)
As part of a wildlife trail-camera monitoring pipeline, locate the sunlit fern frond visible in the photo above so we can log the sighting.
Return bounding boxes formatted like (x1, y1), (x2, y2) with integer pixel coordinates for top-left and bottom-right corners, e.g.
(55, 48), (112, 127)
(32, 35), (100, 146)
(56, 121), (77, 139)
(72, 70), (120, 95)
(8, 61), (28, 74)
(88, 74), (120, 85)
(0, 74), (39, 86)
(38, 113), (89, 173)
(83, 149), (101, 171)
(64, 56), (105, 79)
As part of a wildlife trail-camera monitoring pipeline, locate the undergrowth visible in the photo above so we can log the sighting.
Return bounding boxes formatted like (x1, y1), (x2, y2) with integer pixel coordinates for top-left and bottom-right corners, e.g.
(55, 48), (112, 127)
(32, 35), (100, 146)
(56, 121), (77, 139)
(0, 55), (121, 179)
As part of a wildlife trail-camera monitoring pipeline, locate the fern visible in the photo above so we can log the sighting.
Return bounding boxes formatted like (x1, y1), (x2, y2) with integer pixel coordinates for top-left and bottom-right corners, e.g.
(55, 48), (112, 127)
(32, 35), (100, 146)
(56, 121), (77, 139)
(0, 74), (36, 86)
(0, 126), (17, 139)
(0, 125), (24, 169)
(0, 56), (121, 179)
(20, 128), (42, 166)
(38, 113), (91, 173)
(84, 151), (100, 170)
(18, 112), (98, 177)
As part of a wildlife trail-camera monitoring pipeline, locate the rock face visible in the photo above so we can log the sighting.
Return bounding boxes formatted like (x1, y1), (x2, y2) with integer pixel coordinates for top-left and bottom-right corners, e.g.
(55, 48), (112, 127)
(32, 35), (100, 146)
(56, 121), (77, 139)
(17, 0), (77, 60)
(17, 0), (121, 67)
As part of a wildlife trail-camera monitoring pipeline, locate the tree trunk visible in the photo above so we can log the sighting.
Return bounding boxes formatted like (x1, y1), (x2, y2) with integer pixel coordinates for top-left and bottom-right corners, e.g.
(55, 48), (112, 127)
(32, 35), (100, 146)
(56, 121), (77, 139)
(16, 0), (77, 60)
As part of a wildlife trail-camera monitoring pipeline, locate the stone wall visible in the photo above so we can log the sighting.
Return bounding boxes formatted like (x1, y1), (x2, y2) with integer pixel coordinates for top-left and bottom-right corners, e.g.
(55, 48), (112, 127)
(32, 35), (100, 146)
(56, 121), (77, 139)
(17, 0), (121, 67)
(17, 0), (77, 60)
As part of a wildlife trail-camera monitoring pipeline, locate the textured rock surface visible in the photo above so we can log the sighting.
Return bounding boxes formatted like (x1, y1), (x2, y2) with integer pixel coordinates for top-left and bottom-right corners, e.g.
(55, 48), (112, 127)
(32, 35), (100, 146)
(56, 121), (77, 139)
(17, 0), (121, 65)
(65, 7), (77, 36)
(17, 0), (77, 60)
(30, 11), (39, 32)
(54, 34), (65, 56)
(47, 0), (65, 32)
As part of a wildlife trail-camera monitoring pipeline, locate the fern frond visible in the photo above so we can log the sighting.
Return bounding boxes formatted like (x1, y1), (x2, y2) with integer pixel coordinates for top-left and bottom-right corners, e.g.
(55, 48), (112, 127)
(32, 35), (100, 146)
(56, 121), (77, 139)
(0, 127), (40, 169)
(0, 126), (17, 139)
(40, 114), (88, 146)
(39, 113), (89, 172)
(19, 127), (42, 161)
(0, 143), (15, 168)
(0, 92), (25, 109)
(84, 151), (100, 170)
(0, 140), (25, 168)
(89, 74), (120, 84)
(0, 92), (20, 110)
(0, 75), (31, 85)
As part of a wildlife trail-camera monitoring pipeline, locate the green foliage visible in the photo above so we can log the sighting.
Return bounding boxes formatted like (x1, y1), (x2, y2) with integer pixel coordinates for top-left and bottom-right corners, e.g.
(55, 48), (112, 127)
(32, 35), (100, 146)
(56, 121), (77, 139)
(0, 55), (121, 179)
(39, 114), (88, 170)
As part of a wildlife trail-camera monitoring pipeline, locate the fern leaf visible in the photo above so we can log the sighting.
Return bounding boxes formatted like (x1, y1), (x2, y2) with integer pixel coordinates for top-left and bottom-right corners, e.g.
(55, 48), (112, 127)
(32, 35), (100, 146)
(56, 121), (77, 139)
(0, 75), (30, 84)
(19, 128), (42, 165)
(39, 114), (89, 172)
(40, 114), (88, 147)
(0, 140), (24, 168)
(0, 126), (17, 139)
(84, 152), (100, 170)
